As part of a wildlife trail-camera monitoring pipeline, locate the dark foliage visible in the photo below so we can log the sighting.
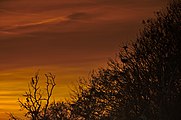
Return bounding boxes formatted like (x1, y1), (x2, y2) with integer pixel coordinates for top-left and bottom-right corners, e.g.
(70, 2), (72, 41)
(69, 0), (181, 120)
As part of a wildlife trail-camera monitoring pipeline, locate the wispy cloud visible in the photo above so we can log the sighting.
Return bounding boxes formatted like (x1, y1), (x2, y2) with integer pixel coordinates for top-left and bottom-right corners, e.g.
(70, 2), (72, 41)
(0, 30), (20, 35)
(1, 16), (68, 31)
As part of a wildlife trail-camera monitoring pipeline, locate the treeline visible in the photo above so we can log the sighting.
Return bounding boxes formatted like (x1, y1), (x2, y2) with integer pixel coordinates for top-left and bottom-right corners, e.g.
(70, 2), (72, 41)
(10, 0), (181, 120)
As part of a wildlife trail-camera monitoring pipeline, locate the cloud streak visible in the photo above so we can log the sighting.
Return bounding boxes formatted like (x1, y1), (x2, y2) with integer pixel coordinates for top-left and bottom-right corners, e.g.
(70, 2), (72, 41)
(2, 16), (68, 31)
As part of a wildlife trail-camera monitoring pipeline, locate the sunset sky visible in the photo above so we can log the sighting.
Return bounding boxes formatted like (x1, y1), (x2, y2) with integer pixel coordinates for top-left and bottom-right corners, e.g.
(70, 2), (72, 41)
(0, 0), (168, 119)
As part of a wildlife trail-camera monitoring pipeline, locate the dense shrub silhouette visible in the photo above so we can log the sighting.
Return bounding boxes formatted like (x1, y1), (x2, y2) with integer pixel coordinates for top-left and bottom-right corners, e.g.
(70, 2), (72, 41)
(10, 0), (181, 120)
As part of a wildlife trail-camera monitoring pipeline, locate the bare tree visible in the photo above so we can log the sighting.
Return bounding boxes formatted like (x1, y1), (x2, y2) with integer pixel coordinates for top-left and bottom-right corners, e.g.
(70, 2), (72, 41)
(10, 73), (56, 120)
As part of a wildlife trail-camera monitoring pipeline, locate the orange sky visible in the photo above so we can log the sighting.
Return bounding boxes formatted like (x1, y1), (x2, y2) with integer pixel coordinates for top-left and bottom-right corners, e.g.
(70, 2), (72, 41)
(0, 0), (168, 119)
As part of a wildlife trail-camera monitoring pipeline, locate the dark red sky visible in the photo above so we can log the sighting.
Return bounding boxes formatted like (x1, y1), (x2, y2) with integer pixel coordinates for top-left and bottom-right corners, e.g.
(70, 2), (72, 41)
(0, 0), (168, 119)
(0, 0), (168, 69)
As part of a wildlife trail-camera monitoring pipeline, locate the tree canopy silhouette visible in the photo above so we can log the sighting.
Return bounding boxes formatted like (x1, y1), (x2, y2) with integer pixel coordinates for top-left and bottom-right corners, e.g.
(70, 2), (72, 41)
(69, 0), (181, 120)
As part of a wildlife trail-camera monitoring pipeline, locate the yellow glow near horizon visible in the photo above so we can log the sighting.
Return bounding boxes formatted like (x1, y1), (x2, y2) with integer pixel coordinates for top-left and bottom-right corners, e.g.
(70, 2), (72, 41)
(0, 62), (107, 119)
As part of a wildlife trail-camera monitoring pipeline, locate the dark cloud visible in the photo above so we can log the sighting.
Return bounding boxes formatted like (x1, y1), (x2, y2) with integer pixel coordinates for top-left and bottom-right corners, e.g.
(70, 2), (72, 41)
(68, 12), (91, 20)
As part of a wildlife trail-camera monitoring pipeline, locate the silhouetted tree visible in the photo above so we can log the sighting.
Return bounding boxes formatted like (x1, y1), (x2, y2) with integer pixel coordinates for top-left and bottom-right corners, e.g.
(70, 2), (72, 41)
(69, 0), (181, 120)
(48, 101), (71, 120)
(69, 78), (111, 119)
(118, 1), (181, 119)
(10, 73), (56, 120)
